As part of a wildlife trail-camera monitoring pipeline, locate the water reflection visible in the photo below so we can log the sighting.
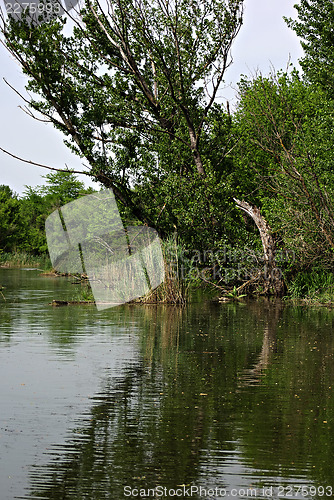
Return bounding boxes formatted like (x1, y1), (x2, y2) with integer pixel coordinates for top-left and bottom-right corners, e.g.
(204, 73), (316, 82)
(238, 300), (283, 386)
(1, 270), (334, 499)
(23, 304), (334, 498)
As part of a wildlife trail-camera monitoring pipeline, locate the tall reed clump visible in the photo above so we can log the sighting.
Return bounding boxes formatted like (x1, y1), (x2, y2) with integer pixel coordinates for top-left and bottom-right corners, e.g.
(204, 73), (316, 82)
(69, 235), (197, 305)
(136, 235), (196, 305)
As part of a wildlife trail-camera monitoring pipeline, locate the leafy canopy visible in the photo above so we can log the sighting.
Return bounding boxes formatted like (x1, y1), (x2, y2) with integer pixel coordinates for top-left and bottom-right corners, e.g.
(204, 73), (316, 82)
(1, 0), (244, 246)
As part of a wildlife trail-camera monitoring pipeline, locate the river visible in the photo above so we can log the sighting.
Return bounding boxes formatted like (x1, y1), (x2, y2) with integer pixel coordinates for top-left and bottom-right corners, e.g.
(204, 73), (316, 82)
(0, 268), (334, 499)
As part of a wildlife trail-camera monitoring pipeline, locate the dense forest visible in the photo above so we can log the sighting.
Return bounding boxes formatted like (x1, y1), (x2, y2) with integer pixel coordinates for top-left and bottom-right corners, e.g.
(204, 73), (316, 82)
(1, 0), (334, 303)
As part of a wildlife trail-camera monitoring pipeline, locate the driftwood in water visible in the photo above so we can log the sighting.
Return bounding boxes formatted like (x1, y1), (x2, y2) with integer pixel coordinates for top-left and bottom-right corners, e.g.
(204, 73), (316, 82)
(234, 198), (285, 296)
(49, 300), (94, 306)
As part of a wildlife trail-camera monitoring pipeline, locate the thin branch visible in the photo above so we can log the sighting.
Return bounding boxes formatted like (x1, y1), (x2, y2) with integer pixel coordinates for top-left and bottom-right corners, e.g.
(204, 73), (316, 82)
(0, 146), (90, 176)
(18, 105), (51, 123)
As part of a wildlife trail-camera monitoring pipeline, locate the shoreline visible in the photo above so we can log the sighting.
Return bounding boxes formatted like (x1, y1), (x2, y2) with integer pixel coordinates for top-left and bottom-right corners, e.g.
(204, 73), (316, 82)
(1, 257), (334, 309)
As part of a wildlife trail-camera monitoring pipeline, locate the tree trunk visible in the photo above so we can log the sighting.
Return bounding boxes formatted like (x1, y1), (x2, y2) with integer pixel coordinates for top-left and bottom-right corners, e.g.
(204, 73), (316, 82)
(189, 128), (206, 176)
(233, 198), (285, 296)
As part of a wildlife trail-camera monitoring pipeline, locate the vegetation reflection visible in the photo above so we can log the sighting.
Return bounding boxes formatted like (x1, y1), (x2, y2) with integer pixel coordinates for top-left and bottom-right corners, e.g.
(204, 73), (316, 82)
(24, 302), (334, 499)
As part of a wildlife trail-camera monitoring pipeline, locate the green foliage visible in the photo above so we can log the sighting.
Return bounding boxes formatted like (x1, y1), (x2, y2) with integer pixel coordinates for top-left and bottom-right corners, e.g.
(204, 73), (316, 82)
(235, 71), (334, 271)
(285, 0), (334, 97)
(0, 171), (92, 257)
(1, 0), (245, 250)
(33, 170), (87, 206)
(0, 185), (22, 252)
(288, 269), (334, 303)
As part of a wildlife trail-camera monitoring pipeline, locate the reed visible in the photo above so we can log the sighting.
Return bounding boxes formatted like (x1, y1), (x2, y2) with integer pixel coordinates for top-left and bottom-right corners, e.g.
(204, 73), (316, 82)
(0, 252), (52, 270)
(134, 235), (193, 305)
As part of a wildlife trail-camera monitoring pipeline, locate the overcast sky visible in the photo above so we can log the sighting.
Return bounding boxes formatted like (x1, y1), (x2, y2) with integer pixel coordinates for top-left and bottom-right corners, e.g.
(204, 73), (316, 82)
(0, 0), (303, 195)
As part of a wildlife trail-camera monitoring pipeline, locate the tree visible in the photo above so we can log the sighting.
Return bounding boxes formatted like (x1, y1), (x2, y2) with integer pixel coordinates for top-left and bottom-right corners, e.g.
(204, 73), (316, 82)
(0, 185), (21, 252)
(235, 71), (334, 274)
(27, 170), (87, 206)
(1, 0), (244, 248)
(19, 170), (92, 253)
(285, 0), (334, 97)
(0, 171), (91, 255)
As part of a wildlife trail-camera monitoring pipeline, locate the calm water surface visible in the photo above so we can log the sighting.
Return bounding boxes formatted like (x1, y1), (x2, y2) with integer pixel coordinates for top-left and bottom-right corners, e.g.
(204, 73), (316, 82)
(1, 268), (334, 500)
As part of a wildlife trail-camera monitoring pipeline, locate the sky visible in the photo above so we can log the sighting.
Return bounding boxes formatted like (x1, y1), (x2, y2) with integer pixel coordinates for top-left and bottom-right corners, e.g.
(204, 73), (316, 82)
(0, 0), (304, 196)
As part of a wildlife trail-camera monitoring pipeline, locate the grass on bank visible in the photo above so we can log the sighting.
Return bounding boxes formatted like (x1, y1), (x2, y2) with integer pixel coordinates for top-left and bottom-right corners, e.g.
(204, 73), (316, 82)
(0, 252), (52, 270)
(286, 270), (334, 306)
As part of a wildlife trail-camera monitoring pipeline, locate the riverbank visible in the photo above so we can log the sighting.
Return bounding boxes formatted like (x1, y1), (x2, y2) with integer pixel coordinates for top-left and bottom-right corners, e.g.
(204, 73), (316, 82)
(2, 252), (334, 308)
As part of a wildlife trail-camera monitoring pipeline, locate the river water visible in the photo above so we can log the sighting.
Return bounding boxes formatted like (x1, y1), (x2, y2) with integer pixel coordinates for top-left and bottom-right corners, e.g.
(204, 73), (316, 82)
(0, 268), (334, 500)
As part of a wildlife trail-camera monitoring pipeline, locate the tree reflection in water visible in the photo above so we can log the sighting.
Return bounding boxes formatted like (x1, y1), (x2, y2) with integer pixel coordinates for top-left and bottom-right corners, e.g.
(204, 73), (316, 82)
(26, 302), (334, 499)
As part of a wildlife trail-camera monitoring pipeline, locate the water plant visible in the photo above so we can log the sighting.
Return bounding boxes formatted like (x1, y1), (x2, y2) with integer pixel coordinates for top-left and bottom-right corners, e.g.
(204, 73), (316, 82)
(225, 286), (247, 300)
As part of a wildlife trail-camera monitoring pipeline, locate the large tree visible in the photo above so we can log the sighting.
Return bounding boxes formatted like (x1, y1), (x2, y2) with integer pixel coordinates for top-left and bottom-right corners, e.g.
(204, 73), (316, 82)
(1, 0), (244, 246)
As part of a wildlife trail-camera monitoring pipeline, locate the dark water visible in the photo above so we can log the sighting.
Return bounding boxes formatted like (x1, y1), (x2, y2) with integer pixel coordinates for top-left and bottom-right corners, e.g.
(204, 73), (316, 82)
(1, 269), (334, 500)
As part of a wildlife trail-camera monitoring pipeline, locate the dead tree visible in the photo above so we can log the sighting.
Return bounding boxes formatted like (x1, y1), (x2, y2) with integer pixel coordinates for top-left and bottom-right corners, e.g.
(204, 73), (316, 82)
(234, 198), (285, 296)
